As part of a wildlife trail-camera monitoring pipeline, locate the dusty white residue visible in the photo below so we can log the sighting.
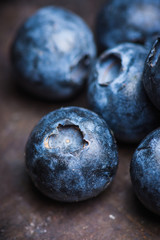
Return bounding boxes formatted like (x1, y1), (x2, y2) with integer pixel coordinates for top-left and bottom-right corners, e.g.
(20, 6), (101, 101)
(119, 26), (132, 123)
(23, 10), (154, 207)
(109, 214), (116, 220)
(25, 215), (50, 237)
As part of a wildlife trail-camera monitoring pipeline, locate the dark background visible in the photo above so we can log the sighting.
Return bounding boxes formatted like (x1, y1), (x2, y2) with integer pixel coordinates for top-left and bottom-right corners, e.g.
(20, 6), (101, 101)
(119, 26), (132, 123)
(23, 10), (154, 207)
(0, 1), (160, 239)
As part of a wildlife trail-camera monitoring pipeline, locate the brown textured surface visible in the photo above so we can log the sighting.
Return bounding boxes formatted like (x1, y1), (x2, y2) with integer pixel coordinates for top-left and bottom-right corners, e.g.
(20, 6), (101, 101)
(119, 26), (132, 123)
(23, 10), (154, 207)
(0, 1), (160, 239)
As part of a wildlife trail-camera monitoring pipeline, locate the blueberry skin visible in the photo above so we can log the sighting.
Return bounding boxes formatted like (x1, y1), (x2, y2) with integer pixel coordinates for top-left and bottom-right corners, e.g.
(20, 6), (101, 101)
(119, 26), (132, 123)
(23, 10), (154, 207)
(143, 38), (160, 111)
(11, 6), (96, 100)
(87, 43), (160, 143)
(25, 107), (118, 202)
(96, 0), (160, 52)
(130, 128), (160, 215)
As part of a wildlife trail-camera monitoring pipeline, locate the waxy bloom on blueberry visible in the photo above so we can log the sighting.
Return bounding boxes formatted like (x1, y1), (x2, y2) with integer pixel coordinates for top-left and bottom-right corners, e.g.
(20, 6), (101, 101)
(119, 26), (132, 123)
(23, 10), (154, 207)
(143, 38), (160, 111)
(11, 6), (96, 100)
(25, 107), (118, 202)
(87, 43), (159, 143)
(96, 0), (160, 52)
(130, 128), (160, 215)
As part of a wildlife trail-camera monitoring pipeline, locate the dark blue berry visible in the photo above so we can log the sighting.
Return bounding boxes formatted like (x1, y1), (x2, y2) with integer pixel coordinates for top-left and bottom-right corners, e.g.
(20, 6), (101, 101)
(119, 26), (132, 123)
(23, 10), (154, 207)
(130, 128), (160, 215)
(96, 0), (160, 52)
(25, 107), (118, 202)
(143, 38), (160, 110)
(87, 43), (160, 143)
(11, 6), (96, 100)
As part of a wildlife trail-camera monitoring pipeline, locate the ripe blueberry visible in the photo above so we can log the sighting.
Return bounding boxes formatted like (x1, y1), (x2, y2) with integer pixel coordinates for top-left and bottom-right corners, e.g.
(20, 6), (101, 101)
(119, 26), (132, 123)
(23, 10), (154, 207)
(130, 128), (160, 215)
(11, 6), (96, 100)
(96, 0), (160, 52)
(143, 38), (160, 110)
(25, 107), (118, 202)
(87, 43), (160, 143)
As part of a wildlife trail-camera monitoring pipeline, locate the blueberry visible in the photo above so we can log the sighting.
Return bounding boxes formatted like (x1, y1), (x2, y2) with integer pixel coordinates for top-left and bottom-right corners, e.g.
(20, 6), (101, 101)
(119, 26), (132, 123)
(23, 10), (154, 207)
(87, 43), (160, 143)
(130, 128), (160, 215)
(96, 0), (160, 52)
(143, 38), (160, 111)
(11, 6), (96, 100)
(25, 107), (118, 202)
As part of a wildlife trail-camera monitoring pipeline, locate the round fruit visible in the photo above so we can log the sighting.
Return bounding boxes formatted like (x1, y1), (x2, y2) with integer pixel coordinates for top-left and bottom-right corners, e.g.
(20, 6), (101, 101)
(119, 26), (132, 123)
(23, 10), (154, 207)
(25, 107), (118, 202)
(96, 0), (160, 52)
(130, 128), (160, 215)
(11, 6), (96, 100)
(143, 38), (160, 110)
(87, 43), (159, 143)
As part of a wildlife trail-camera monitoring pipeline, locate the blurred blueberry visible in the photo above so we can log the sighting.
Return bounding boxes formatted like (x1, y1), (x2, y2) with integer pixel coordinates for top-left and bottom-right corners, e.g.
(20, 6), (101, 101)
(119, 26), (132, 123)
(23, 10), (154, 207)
(130, 128), (160, 215)
(26, 107), (118, 202)
(87, 43), (160, 143)
(11, 6), (96, 100)
(96, 0), (160, 52)
(143, 38), (160, 110)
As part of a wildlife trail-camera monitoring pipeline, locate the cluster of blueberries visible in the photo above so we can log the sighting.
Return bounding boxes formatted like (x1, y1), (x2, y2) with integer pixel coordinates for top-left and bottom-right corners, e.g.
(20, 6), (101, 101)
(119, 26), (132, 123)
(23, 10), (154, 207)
(11, 0), (160, 215)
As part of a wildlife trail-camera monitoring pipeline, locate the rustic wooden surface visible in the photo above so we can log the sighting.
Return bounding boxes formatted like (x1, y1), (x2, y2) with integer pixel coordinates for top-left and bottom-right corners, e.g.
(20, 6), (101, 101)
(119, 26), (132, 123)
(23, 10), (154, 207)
(0, 1), (160, 239)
